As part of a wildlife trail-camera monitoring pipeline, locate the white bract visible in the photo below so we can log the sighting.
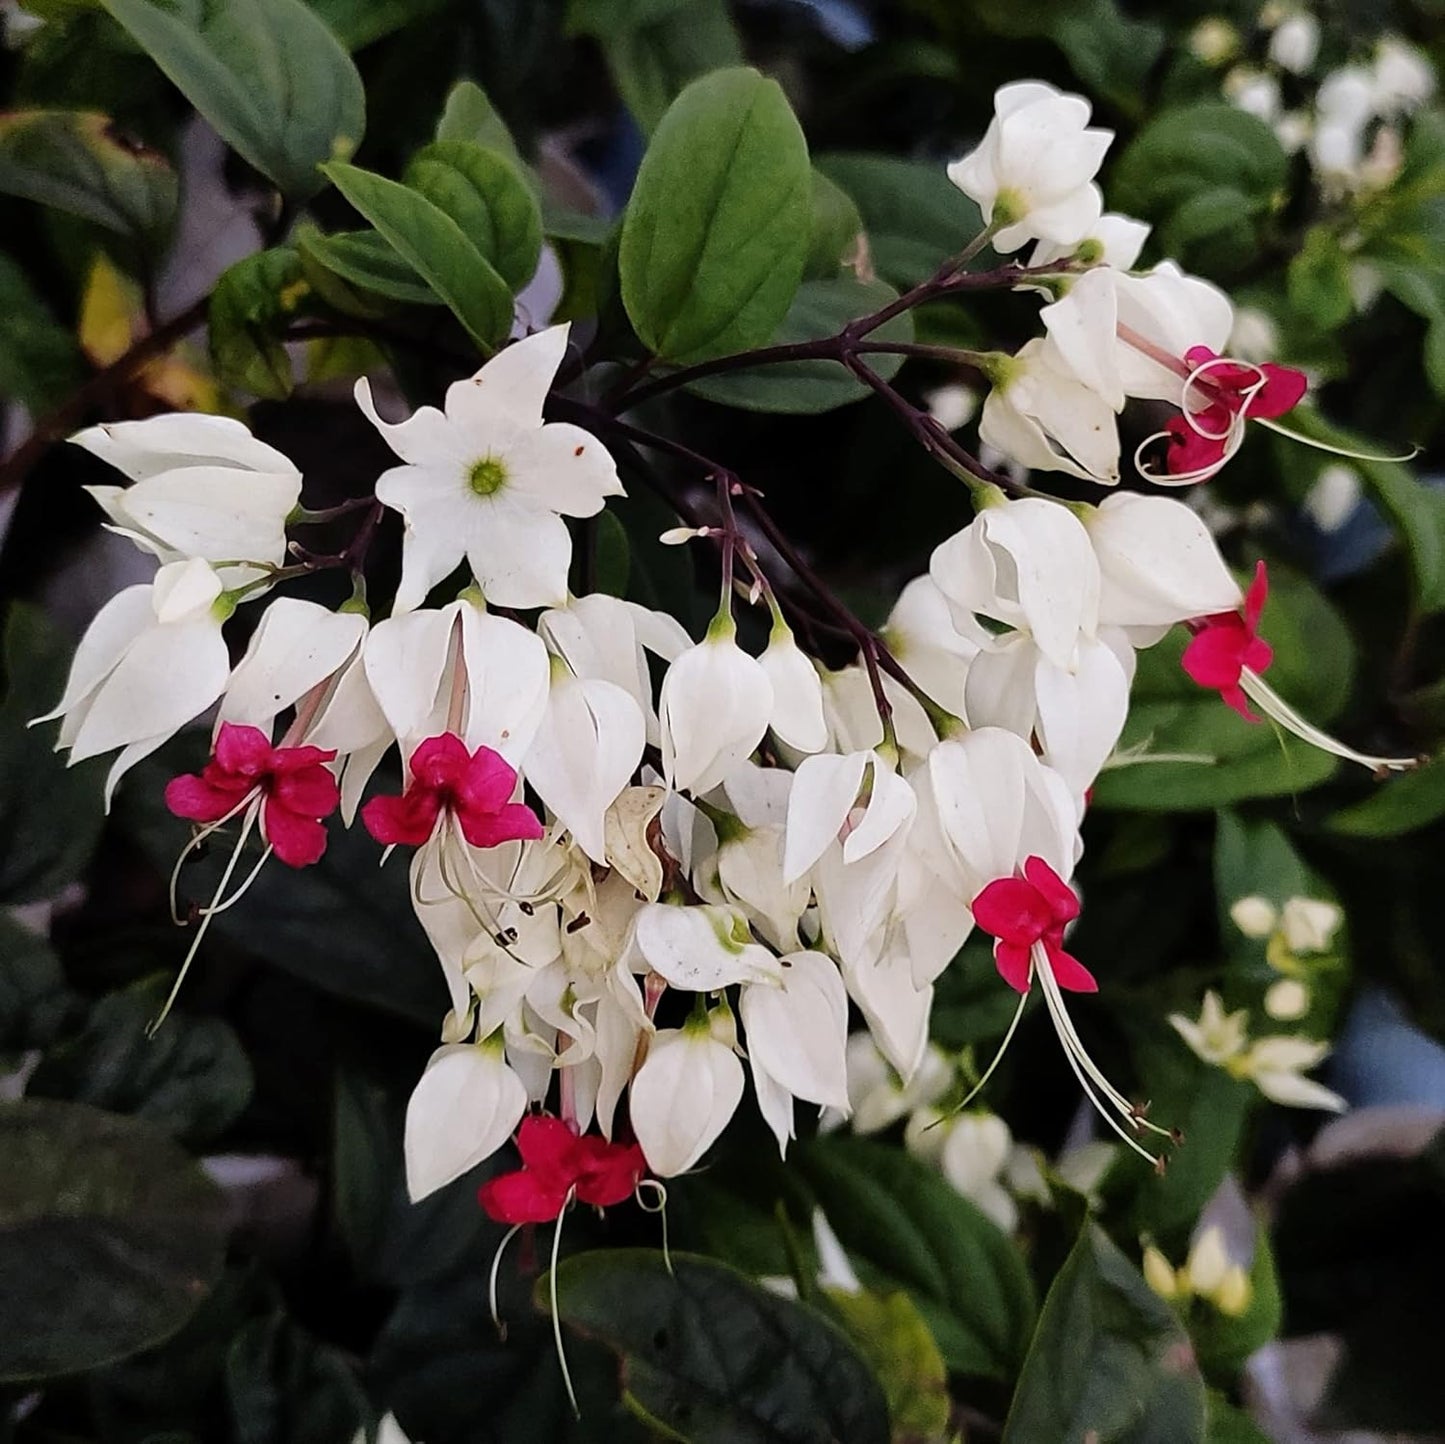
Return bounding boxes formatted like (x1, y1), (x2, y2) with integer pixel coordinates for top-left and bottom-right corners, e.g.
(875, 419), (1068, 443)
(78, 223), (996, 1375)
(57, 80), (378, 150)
(36, 557), (232, 804)
(73, 413), (301, 584)
(948, 81), (1113, 253)
(358, 324), (624, 611)
(630, 1024), (745, 1176)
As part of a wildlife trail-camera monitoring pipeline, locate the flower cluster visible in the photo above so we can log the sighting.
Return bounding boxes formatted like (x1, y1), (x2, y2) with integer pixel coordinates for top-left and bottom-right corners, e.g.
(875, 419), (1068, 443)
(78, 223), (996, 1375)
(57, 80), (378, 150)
(38, 82), (1410, 1224)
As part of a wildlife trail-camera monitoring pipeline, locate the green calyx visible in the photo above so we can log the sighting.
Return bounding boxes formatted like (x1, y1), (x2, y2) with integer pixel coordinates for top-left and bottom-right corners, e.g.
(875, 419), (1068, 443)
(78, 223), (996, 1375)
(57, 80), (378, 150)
(468, 454), (509, 498)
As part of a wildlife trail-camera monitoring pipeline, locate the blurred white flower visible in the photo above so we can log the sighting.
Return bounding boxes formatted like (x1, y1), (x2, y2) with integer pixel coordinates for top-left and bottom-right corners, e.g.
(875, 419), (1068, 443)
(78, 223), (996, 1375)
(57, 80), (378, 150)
(1268, 14), (1319, 75)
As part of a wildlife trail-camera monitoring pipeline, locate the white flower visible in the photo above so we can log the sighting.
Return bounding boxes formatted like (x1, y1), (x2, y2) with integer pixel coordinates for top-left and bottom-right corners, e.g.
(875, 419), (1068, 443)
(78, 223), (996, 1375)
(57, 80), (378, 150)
(1280, 896), (1343, 954)
(924, 384), (978, 431)
(742, 950), (850, 1154)
(363, 598), (549, 764)
(523, 669), (645, 863)
(1224, 67), (1282, 123)
(1264, 978), (1310, 1020)
(1304, 464), (1362, 532)
(1085, 492), (1242, 635)
(1189, 18), (1239, 65)
(356, 324), (624, 611)
(659, 623), (773, 794)
(783, 748), (916, 885)
(73, 413), (301, 585)
(1169, 990), (1250, 1065)
(939, 1112), (1017, 1233)
(978, 338), (1120, 483)
(931, 496), (1100, 671)
(1269, 14), (1320, 74)
(840, 1033), (952, 1134)
(714, 824), (809, 952)
(1230, 896), (1279, 939)
(630, 902), (781, 991)
(402, 1040), (528, 1200)
(35, 557), (232, 804)
(1318, 65), (1377, 129)
(630, 1024), (744, 1176)
(948, 81), (1113, 253)
(1030, 212), (1151, 271)
(760, 625), (827, 753)
(880, 575), (977, 718)
(1373, 38), (1436, 115)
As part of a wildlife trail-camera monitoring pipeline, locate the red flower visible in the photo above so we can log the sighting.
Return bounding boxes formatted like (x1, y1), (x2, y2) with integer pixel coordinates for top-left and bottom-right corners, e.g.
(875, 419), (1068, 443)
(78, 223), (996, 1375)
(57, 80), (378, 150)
(1165, 347), (1308, 478)
(361, 732), (544, 849)
(165, 723), (339, 867)
(478, 1115), (646, 1224)
(971, 854), (1095, 995)
(1181, 561), (1274, 719)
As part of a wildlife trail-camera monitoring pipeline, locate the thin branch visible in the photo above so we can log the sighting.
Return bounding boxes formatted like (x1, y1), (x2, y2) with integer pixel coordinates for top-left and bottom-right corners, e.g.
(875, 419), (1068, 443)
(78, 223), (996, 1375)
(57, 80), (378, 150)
(0, 295), (212, 497)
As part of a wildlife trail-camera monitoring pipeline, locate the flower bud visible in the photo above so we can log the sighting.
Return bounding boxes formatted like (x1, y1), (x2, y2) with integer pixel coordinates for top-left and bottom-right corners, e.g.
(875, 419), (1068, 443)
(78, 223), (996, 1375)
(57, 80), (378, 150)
(630, 1026), (744, 1176)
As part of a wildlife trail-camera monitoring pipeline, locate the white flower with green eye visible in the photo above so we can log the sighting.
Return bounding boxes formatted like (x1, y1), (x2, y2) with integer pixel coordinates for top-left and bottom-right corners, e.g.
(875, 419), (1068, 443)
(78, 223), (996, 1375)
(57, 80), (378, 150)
(356, 323), (624, 612)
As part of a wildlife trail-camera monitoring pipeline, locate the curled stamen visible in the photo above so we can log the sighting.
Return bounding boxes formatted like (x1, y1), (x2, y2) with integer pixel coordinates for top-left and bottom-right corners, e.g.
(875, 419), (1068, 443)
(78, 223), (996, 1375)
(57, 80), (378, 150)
(168, 791), (259, 924)
(487, 1221), (525, 1341)
(635, 1179), (673, 1276)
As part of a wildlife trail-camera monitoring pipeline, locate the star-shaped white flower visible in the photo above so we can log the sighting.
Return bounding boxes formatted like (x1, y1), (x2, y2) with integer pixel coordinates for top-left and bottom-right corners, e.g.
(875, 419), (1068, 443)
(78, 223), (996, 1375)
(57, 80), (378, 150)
(355, 324), (624, 612)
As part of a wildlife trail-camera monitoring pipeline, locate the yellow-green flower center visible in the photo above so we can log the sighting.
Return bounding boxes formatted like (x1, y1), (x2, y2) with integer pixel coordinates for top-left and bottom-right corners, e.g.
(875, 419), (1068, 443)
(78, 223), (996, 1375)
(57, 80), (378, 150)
(468, 455), (509, 497)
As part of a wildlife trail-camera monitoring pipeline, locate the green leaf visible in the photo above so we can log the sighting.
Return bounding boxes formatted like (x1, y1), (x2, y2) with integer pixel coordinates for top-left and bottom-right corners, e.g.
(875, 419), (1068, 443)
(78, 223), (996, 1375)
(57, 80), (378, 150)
(584, 0), (743, 135)
(824, 1287), (951, 1438)
(403, 140), (543, 293)
(1111, 104), (1286, 274)
(1206, 1394), (1271, 1444)
(224, 1311), (368, 1444)
(0, 604), (106, 905)
(548, 1249), (890, 1444)
(0, 1098), (228, 1382)
(0, 913), (76, 1054)
(305, 0), (447, 50)
(620, 66), (811, 364)
(815, 152), (981, 289)
(26, 979), (253, 1146)
(208, 246), (305, 400)
(322, 161), (514, 350)
(1330, 752), (1445, 835)
(1092, 569), (1352, 810)
(684, 277), (913, 414)
(296, 224), (439, 308)
(0, 108), (176, 235)
(1002, 1223), (1206, 1444)
(795, 1136), (1035, 1378)
(100, 0), (364, 199)
(1288, 227), (1354, 330)
(567, 0), (693, 28)
(0, 252), (83, 412)
(435, 79), (525, 171)
(805, 168), (863, 280)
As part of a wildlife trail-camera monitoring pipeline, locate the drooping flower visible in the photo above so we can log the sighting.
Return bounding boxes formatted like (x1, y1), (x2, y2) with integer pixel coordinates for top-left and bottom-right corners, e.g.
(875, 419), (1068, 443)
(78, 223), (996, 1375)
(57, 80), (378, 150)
(478, 1114), (645, 1223)
(34, 557), (233, 805)
(72, 412), (301, 585)
(629, 1020), (745, 1177)
(1181, 561), (1274, 718)
(356, 324), (624, 612)
(362, 733), (543, 849)
(947, 81), (1113, 253)
(971, 854), (1095, 995)
(166, 723), (340, 867)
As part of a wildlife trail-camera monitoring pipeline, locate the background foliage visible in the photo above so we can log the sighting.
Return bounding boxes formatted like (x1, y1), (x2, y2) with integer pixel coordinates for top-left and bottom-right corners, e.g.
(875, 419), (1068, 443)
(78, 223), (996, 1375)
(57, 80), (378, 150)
(4, 0), (1445, 1440)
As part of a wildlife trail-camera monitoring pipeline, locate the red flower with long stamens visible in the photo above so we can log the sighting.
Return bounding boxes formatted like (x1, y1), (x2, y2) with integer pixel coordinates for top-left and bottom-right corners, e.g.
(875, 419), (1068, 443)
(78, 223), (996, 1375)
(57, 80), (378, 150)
(972, 854), (1095, 994)
(166, 723), (339, 867)
(479, 1115), (646, 1224)
(1166, 347), (1308, 477)
(1181, 561), (1274, 720)
(362, 733), (544, 849)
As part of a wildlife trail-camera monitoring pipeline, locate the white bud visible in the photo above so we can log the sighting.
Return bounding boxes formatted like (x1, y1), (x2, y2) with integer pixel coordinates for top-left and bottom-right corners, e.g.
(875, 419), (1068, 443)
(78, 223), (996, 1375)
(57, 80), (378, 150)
(1269, 15), (1319, 74)
(630, 1027), (744, 1176)
(760, 627), (828, 753)
(1230, 896), (1278, 938)
(1264, 978), (1311, 1021)
(1280, 896), (1344, 954)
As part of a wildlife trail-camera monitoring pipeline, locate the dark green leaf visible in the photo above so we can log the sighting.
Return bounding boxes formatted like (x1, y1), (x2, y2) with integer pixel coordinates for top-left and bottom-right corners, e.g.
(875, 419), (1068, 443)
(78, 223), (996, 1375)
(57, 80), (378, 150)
(620, 66), (811, 364)
(548, 1249), (890, 1444)
(208, 246), (304, 401)
(1288, 227), (1354, 330)
(0, 252), (83, 415)
(224, 1311), (367, 1444)
(0, 913), (77, 1054)
(684, 277), (912, 413)
(586, 0), (743, 135)
(403, 140), (543, 293)
(0, 1098), (228, 1382)
(1330, 753), (1445, 835)
(815, 152), (981, 289)
(27, 979), (253, 1145)
(1002, 1223), (1206, 1444)
(323, 161), (514, 350)
(305, 0), (447, 50)
(1206, 1394), (1271, 1443)
(0, 107), (175, 235)
(805, 168), (863, 280)
(296, 225), (438, 308)
(0, 604), (106, 905)
(796, 1136), (1035, 1378)
(100, 0), (365, 199)
(567, 0), (693, 29)
(435, 78), (525, 170)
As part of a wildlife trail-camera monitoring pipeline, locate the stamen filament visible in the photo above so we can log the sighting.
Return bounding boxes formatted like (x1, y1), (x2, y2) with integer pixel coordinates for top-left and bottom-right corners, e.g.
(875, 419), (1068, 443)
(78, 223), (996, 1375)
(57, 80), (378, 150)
(551, 1185), (581, 1419)
(1240, 671), (1418, 772)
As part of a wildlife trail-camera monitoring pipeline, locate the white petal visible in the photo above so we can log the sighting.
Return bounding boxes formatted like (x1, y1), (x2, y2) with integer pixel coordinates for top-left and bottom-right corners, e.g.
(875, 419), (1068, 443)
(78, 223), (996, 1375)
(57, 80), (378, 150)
(841, 761), (916, 865)
(33, 583), (155, 724)
(740, 950), (849, 1108)
(402, 1043), (528, 1200)
(760, 630), (828, 753)
(1032, 637), (1132, 795)
(458, 607), (550, 764)
(783, 750), (869, 884)
(465, 498), (573, 610)
(363, 607), (456, 746)
(220, 600), (367, 729)
(660, 634), (773, 795)
(632, 903), (781, 990)
(630, 1030), (744, 1176)
(151, 557), (224, 623)
(751, 1059), (795, 1157)
(354, 377), (462, 466)
(1041, 269), (1124, 410)
(71, 412), (298, 479)
(506, 421), (624, 516)
(443, 323), (571, 432)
